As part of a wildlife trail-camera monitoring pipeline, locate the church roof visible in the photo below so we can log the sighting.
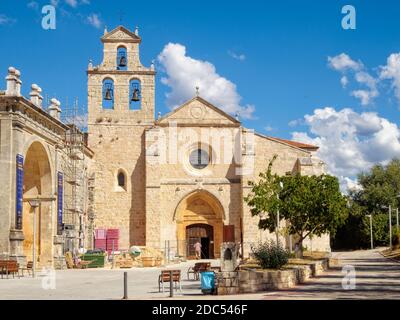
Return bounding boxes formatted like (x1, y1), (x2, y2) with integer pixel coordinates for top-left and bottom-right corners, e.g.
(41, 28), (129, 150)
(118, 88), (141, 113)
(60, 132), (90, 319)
(101, 25), (141, 43)
(268, 137), (319, 151)
(156, 96), (241, 126)
(156, 95), (319, 151)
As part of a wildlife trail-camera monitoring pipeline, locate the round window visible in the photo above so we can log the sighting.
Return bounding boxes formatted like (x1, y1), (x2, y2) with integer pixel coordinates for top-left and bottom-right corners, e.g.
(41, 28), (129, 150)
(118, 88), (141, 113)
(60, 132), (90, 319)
(189, 149), (209, 169)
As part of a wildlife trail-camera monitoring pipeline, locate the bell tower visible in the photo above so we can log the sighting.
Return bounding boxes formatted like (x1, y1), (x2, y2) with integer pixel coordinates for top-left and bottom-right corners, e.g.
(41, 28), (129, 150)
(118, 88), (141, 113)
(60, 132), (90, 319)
(87, 25), (155, 125)
(87, 25), (155, 248)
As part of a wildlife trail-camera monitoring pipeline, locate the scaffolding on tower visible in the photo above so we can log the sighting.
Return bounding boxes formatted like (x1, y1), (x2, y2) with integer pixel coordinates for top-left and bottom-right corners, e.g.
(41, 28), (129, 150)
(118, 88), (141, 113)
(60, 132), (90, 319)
(60, 97), (90, 252)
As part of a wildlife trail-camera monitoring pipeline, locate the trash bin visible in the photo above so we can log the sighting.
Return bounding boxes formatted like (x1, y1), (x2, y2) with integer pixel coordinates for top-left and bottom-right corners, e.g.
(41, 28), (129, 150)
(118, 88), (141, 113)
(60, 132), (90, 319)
(200, 271), (215, 294)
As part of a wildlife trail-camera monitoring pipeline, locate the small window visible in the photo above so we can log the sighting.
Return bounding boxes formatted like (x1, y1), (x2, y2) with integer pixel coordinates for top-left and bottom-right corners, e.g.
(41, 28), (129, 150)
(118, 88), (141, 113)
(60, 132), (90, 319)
(189, 148), (209, 169)
(117, 171), (126, 188)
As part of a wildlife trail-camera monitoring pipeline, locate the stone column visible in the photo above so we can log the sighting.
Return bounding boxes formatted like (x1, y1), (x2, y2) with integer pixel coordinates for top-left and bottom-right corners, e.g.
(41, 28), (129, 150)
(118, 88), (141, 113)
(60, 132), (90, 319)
(9, 116), (26, 264)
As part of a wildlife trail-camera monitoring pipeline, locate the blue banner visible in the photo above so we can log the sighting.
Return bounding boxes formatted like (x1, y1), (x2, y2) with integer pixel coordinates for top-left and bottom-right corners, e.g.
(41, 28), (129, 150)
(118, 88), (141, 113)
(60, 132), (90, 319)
(57, 172), (63, 235)
(16, 154), (23, 230)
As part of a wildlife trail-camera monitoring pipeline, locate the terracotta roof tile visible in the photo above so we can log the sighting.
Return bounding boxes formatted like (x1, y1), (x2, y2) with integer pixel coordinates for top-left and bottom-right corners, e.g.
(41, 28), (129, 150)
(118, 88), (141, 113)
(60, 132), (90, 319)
(269, 137), (319, 150)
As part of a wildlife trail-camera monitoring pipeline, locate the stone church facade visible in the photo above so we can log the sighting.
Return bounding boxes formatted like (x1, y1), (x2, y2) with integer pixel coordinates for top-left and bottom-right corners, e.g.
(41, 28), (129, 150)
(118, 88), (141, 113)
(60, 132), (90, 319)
(87, 26), (329, 259)
(0, 25), (329, 267)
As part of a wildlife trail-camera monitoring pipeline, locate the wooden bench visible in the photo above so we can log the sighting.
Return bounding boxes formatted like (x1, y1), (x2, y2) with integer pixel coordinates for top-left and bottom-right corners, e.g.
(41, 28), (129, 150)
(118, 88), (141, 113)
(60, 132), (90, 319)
(0, 260), (20, 279)
(158, 270), (182, 292)
(187, 262), (211, 280)
(20, 261), (33, 277)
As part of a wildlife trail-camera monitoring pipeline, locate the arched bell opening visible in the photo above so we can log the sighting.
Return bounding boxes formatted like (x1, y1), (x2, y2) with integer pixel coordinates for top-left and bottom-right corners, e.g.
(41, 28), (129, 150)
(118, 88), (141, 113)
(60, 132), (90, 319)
(102, 78), (114, 109)
(129, 79), (141, 110)
(117, 46), (127, 71)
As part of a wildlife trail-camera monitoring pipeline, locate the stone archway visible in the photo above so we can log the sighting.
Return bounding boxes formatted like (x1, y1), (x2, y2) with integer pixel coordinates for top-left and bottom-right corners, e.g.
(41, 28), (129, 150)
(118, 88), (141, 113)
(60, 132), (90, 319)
(22, 141), (53, 266)
(175, 191), (224, 259)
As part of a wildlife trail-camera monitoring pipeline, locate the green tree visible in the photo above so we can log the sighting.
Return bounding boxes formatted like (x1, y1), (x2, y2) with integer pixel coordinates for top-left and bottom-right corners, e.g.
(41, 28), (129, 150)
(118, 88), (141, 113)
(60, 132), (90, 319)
(245, 156), (348, 258)
(332, 159), (400, 249)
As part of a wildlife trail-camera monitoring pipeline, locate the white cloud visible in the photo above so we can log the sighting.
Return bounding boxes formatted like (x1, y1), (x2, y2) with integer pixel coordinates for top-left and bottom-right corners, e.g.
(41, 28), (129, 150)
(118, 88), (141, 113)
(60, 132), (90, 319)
(338, 176), (362, 193)
(27, 1), (39, 10)
(340, 76), (348, 88)
(380, 53), (400, 105)
(86, 13), (101, 29)
(0, 14), (16, 25)
(350, 72), (379, 105)
(158, 43), (255, 119)
(264, 126), (273, 132)
(328, 53), (379, 106)
(51, 0), (60, 6)
(228, 50), (246, 61)
(65, 0), (78, 7)
(351, 90), (377, 106)
(291, 107), (400, 189)
(328, 53), (363, 72)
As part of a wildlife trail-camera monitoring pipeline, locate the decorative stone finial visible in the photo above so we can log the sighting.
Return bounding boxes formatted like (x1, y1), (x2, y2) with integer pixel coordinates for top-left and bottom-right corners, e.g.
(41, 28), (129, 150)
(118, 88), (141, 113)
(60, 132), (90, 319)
(29, 84), (43, 108)
(5, 66), (22, 96)
(104, 25), (108, 35)
(150, 60), (155, 71)
(157, 111), (161, 120)
(134, 26), (139, 36)
(235, 112), (240, 121)
(48, 98), (61, 120)
(88, 59), (93, 70)
(195, 86), (200, 96)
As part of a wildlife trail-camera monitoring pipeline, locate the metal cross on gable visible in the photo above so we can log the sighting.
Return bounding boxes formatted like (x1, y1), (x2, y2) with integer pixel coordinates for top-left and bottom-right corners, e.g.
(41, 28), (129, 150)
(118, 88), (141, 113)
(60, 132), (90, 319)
(118, 10), (125, 24)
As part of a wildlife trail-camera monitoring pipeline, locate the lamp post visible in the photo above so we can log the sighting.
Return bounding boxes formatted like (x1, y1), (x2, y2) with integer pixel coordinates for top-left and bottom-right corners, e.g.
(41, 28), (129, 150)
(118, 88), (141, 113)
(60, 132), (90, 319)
(366, 214), (373, 250)
(28, 198), (40, 278)
(389, 205), (392, 250)
(396, 194), (400, 230)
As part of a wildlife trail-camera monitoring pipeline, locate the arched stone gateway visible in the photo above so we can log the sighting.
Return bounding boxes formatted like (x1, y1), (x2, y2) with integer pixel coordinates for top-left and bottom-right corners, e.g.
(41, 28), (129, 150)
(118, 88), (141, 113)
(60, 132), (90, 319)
(22, 141), (53, 266)
(175, 191), (224, 259)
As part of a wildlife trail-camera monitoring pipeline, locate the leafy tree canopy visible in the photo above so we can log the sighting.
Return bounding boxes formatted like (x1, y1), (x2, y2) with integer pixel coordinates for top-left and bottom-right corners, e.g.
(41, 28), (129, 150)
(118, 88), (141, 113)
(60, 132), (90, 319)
(245, 155), (348, 255)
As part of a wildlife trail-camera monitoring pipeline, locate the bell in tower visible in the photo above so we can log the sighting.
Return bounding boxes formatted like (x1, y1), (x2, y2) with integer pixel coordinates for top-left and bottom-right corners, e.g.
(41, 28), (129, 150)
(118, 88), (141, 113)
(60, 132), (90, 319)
(131, 88), (140, 102)
(130, 82), (141, 102)
(118, 55), (127, 67)
(104, 84), (113, 101)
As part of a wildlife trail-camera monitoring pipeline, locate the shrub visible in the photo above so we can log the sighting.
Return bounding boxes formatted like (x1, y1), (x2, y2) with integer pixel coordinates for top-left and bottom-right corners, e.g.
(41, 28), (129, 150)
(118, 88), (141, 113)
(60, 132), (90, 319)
(250, 240), (290, 269)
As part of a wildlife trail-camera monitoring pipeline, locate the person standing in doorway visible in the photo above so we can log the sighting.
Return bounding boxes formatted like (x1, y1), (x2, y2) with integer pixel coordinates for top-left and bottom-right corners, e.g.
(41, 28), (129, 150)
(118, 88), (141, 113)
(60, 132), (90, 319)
(194, 241), (202, 260)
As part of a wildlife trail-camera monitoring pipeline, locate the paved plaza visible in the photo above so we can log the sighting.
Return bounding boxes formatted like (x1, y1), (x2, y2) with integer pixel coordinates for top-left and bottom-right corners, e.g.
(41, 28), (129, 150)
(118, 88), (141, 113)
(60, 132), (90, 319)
(0, 250), (399, 300)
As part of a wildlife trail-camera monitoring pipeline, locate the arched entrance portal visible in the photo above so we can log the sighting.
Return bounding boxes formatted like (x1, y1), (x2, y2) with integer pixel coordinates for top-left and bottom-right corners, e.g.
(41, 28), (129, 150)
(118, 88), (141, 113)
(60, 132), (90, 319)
(22, 142), (53, 266)
(175, 191), (224, 259)
(186, 224), (214, 259)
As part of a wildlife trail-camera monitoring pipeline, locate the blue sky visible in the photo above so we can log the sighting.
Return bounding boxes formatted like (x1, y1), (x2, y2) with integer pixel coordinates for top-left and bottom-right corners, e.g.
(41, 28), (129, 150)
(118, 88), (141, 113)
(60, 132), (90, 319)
(1, 0), (400, 189)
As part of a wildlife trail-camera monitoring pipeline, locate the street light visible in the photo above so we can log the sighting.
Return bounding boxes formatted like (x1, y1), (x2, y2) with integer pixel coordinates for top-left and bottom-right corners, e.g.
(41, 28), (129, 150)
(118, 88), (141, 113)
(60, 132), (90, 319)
(28, 198), (40, 278)
(396, 194), (400, 230)
(366, 214), (373, 250)
(381, 204), (393, 250)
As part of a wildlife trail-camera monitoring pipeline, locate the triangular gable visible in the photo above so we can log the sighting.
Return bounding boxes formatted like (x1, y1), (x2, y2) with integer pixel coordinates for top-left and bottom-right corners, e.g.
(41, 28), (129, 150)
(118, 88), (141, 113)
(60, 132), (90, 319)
(157, 96), (241, 126)
(101, 26), (141, 43)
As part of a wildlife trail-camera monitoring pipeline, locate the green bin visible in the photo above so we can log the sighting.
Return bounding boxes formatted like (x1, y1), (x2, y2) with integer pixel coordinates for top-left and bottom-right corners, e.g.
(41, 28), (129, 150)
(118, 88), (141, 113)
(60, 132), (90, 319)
(81, 253), (106, 268)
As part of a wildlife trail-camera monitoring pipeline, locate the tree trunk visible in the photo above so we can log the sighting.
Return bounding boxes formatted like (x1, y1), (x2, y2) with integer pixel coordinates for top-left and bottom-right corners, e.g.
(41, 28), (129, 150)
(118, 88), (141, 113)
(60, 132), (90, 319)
(295, 239), (304, 259)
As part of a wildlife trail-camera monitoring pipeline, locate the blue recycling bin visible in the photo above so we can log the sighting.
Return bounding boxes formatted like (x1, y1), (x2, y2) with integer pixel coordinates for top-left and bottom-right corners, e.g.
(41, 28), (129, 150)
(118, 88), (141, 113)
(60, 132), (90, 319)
(200, 271), (215, 294)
